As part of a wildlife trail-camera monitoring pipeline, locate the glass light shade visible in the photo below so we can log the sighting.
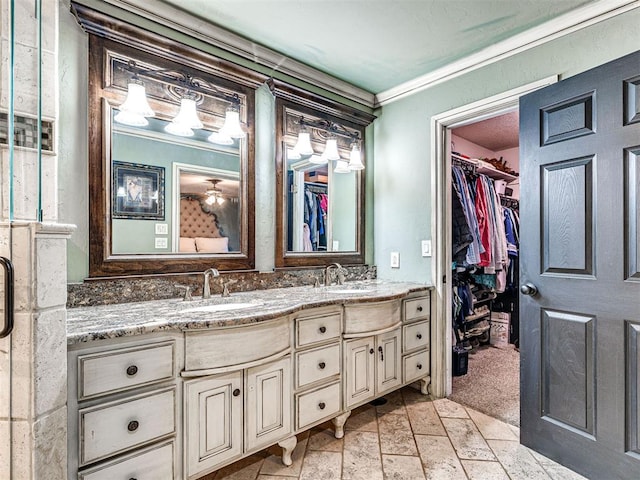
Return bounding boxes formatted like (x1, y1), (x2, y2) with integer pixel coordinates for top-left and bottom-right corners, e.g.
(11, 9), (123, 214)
(309, 153), (328, 165)
(334, 159), (351, 173)
(205, 195), (216, 205)
(119, 82), (154, 118)
(293, 132), (314, 156)
(208, 131), (234, 145)
(348, 144), (364, 170)
(171, 98), (203, 129)
(114, 109), (149, 127)
(287, 148), (301, 160)
(216, 196), (225, 205)
(219, 108), (246, 139)
(164, 121), (194, 137)
(323, 138), (341, 161)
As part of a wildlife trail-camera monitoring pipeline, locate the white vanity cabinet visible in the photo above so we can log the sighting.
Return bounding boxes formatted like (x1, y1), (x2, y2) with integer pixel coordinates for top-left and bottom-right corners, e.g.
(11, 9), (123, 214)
(402, 293), (431, 392)
(67, 335), (182, 480)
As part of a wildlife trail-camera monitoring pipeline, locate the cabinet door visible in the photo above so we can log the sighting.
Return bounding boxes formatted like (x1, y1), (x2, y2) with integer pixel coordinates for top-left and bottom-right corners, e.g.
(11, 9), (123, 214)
(376, 329), (402, 395)
(344, 337), (375, 408)
(245, 356), (292, 452)
(184, 372), (243, 478)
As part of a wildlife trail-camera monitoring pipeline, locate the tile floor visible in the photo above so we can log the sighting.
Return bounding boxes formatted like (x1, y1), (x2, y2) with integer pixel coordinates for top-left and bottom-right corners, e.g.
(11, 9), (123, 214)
(202, 386), (587, 480)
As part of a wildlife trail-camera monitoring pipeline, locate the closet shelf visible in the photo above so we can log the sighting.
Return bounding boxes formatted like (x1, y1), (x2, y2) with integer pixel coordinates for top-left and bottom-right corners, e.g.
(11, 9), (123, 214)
(473, 292), (497, 306)
(452, 153), (518, 183)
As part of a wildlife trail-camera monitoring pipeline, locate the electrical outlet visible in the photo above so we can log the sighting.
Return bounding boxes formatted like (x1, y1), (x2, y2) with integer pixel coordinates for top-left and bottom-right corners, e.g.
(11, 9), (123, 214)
(421, 239), (432, 257)
(390, 251), (400, 268)
(155, 237), (168, 249)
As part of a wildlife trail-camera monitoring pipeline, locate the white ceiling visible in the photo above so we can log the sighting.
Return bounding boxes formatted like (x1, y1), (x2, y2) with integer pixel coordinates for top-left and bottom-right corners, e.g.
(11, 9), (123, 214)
(159, 0), (595, 94)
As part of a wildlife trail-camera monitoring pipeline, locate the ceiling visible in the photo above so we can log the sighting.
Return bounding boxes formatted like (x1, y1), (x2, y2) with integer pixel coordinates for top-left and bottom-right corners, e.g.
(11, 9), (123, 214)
(160, 0), (594, 94)
(453, 110), (520, 152)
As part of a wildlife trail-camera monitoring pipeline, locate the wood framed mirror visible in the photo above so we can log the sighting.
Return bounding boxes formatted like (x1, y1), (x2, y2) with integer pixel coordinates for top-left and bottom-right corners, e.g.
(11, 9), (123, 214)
(274, 91), (375, 268)
(74, 4), (267, 277)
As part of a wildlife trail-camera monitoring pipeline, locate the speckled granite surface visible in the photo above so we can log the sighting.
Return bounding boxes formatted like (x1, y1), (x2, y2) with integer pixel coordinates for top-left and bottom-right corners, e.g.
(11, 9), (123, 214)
(66, 280), (431, 345)
(67, 265), (377, 308)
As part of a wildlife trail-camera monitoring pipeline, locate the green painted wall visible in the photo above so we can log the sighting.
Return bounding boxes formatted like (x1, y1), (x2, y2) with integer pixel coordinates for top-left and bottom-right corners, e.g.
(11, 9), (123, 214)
(373, 8), (640, 282)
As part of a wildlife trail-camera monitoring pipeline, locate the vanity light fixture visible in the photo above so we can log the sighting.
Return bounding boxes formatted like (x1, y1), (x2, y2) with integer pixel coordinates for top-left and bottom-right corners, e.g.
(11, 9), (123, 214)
(348, 142), (364, 170)
(334, 159), (351, 173)
(114, 60), (246, 144)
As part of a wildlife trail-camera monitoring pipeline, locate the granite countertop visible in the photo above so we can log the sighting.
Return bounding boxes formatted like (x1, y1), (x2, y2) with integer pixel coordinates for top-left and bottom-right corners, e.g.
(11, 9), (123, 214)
(67, 280), (432, 344)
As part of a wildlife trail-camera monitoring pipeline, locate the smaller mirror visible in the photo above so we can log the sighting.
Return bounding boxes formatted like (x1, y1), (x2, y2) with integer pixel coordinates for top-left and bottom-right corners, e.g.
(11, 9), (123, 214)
(275, 97), (373, 268)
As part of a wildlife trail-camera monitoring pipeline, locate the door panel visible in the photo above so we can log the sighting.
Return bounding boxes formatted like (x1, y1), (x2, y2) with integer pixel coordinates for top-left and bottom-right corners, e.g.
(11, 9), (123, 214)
(376, 329), (402, 395)
(520, 50), (640, 479)
(345, 337), (375, 408)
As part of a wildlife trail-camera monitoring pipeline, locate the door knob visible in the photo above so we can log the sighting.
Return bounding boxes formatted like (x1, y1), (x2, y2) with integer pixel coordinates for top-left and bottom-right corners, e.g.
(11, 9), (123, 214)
(520, 283), (538, 296)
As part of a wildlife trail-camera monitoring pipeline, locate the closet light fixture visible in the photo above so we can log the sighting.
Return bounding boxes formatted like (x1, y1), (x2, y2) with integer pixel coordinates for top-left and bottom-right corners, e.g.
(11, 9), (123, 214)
(114, 60), (246, 144)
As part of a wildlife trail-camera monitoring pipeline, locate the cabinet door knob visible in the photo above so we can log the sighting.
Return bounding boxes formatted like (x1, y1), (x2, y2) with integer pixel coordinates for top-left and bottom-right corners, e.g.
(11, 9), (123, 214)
(417, 306), (423, 312)
(318, 362), (326, 370)
(369, 348), (374, 354)
(417, 363), (423, 370)
(126, 365), (138, 376)
(416, 333), (422, 339)
(129, 478), (137, 480)
(233, 388), (241, 397)
(319, 326), (327, 333)
(127, 420), (139, 432)
(318, 402), (326, 410)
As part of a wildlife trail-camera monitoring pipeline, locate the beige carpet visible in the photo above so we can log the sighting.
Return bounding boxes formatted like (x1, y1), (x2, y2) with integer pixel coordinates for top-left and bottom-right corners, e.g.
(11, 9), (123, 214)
(449, 344), (520, 427)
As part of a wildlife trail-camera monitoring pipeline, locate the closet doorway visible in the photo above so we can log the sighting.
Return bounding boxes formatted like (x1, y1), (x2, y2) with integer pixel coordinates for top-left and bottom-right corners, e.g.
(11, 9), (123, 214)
(447, 111), (521, 427)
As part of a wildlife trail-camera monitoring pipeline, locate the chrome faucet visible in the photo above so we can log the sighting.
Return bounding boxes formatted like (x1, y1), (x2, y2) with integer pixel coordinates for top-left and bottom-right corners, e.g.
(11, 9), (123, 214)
(324, 263), (344, 286)
(202, 268), (220, 299)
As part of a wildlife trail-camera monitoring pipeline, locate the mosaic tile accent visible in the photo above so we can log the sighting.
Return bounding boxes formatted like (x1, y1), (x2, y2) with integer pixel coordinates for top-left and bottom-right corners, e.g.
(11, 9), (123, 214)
(0, 113), (54, 151)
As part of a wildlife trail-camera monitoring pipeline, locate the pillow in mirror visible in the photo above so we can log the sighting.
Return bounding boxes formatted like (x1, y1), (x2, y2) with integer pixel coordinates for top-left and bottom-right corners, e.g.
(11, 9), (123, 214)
(195, 236), (229, 253)
(179, 237), (198, 253)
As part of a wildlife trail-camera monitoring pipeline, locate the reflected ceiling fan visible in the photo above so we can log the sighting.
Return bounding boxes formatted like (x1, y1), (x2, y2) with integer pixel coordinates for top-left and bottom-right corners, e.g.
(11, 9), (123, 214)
(205, 179), (226, 205)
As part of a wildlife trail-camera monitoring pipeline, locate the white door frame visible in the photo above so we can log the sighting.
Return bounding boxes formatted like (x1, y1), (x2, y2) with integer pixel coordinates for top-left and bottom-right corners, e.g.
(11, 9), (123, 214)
(429, 75), (558, 398)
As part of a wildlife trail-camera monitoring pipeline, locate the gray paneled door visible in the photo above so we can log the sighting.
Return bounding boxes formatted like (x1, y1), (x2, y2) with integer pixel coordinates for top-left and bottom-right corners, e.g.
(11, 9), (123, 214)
(519, 50), (640, 479)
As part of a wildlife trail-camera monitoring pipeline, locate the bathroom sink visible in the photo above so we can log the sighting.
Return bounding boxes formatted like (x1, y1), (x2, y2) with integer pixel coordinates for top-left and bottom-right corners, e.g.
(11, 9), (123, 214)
(325, 287), (374, 294)
(182, 302), (259, 313)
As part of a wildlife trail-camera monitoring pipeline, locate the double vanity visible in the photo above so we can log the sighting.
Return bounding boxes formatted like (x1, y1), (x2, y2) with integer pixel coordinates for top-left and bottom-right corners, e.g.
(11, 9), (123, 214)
(66, 281), (432, 480)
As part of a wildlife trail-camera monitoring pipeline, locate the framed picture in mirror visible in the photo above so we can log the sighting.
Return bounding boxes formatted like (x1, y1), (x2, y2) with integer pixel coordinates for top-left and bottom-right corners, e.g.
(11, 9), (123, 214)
(112, 161), (165, 220)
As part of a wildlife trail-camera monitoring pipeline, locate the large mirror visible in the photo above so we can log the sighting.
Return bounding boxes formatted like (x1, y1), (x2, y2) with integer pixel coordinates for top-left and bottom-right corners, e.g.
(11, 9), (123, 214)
(275, 97), (374, 267)
(83, 24), (265, 277)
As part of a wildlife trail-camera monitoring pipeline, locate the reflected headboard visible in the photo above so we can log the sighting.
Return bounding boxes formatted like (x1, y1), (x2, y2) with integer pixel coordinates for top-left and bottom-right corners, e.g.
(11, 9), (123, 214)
(179, 197), (229, 253)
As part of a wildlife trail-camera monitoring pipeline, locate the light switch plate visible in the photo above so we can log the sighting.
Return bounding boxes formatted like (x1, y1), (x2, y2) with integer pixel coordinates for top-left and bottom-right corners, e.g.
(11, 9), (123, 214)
(421, 240), (432, 257)
(390, 251), (400, 268)
(155, 223), (168, 235)
(155, 237), (168, 249)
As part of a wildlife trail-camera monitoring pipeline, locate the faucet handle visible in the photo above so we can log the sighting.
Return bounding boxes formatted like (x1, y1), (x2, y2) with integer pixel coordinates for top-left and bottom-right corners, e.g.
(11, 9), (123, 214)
(337, 267), (347, 285)
(221, 283), (230, 298)
(313, 277), (320, 288)
(175, 285), (192, 301)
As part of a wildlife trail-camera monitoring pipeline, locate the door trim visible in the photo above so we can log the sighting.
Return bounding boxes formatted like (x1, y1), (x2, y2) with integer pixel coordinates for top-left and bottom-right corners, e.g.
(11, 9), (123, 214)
(429, 75), (558, 398)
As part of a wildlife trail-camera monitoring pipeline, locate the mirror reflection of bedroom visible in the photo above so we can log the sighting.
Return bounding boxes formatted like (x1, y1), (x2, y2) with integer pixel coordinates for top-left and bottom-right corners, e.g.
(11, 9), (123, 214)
(177, 170), (240, 253)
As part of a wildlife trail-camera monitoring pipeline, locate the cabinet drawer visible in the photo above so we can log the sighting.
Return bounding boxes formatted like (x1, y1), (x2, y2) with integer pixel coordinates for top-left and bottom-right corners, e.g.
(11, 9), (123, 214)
(296, 343), (340, 389)
(296, 382), (341, 430)
(185, 317), (290, 371)
(296, 311), (342, 348)
(403, 321), (430, 353)
(404, 296), (430, 322)
(403, 350), (430, 384)
(79, 387), (176, 466)
(78, 341), (175, 400)
(79, 440), (174, 480)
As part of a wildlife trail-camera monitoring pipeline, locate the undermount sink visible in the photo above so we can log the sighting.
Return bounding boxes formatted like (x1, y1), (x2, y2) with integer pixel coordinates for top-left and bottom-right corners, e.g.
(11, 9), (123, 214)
(182, 302), (259, 313)
(326, 287), (374, 294)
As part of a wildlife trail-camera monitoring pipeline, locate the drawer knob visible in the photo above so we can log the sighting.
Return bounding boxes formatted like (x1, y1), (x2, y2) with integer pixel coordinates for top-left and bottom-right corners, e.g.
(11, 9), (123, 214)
(126, 365), (138, 376)
(417, 363), (423, 370)
(233, 388), (241, 397)
(318, 402), (326, 410)
(127, 420), (139, 432)
(129, 478), (137, 480)
(417, 306), (423, 312)
(416, 333), (422, 339)
(319, 326), (327, 333)
(318, 361), (326, 369)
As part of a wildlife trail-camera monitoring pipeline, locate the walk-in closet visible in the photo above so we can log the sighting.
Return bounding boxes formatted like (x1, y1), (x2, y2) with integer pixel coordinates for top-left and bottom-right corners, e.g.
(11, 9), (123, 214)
(447, 111), (521, 427)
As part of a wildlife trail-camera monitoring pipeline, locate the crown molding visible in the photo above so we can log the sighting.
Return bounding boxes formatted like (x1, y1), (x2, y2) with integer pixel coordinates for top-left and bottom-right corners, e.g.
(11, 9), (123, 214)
(375, 0), (640, 107)
(95, 0), (376, 108)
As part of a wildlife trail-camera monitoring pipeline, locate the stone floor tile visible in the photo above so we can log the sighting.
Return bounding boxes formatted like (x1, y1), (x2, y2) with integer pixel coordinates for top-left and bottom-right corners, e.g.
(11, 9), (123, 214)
(257, 476), (297, 480)
(401, 385), (430, 405)
(345, 404), (378, 432)
(467, 408), (518, 441)
(378, 413), (418, 455)
(260, 438), (308, 477)
(442, 418), (495, 461)
(461, 460), (510, 480)
(433, 398), (469, 418)
(528, 450), (587, 480)
(406, 399), (446, 436)
(298, 450), (342, 480)
(414, 434), (468, 480)
(487, 439), (552, 480)
(343, 430), (383, 480)
(306, 426), (344, 452)
(213, 453), (266, 479)
(382, 454), (426, 480)
(376, 390), (407, 415)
